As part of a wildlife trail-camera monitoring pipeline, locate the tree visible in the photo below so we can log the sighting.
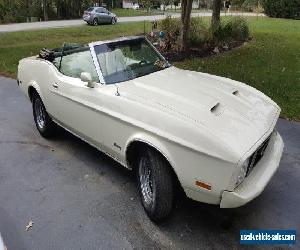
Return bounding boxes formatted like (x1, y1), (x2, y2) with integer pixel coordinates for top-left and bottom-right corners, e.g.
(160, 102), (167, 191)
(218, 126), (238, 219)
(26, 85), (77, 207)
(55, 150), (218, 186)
(231, 0), (244, 7)
(179, 0), (192, 51)
(42, 0), (48, 21)
(139, 0), (154, 11)
(173, 0), (179, 10)
(262, 0), (300, 18)
(198, 0), (213, 9)
(160, 0), (173, 11)
(211, 0), (222, 31)
(242, 0), (263, 13)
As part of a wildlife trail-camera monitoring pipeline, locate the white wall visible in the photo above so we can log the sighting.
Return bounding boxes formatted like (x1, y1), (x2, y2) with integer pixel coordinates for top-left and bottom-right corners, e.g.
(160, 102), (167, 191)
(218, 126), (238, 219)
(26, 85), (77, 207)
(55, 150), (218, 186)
(123, 0), (134, 9)
(160, 1), (199, 10)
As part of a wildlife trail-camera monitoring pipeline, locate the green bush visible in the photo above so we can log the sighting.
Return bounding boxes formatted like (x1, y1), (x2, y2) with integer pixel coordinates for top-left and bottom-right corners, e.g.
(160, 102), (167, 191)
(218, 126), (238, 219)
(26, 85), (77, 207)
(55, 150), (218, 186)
(262, 0), (300, 18)
(189, 18), (212, 48)
(227, 17), (250, 41)
(212, 17), (250, 45)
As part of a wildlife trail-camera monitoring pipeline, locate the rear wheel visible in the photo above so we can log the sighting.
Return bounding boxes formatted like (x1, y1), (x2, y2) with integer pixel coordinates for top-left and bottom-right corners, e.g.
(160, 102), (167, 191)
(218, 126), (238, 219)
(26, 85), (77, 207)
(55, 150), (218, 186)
(32, 92), (56, 138)
(136, 148), (174, 222)
(111, 17), (116, 25)
(93, 18), (98, 26)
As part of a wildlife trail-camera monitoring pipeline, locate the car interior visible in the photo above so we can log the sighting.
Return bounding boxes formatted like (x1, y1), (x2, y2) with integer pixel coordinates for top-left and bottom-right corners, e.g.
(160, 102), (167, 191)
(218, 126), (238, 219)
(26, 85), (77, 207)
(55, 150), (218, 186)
(40, 43), (99, 83)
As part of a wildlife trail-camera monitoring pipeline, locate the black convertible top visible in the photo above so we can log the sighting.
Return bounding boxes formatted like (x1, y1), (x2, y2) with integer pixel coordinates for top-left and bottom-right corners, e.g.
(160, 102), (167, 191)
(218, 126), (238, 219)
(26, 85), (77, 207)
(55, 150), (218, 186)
(38, 43), (89, 62)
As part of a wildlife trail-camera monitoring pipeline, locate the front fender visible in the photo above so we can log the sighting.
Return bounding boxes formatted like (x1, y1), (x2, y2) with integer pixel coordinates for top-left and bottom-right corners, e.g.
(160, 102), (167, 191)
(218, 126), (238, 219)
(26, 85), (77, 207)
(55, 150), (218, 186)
(125, 131), (237, 205)
(125, 132), (178, 176)
(29, 81), (43, 101)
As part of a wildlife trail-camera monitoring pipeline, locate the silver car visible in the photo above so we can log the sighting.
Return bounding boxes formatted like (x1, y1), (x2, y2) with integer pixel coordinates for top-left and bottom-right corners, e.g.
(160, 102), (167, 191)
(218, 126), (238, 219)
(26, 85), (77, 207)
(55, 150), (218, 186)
(83, 7), (117, 26)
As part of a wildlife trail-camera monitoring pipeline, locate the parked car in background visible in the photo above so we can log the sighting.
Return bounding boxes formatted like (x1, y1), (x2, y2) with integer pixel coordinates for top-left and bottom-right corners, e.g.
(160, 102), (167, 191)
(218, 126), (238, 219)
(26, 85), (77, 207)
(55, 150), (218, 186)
(132, 4), (139, 10)
(17, 36), (284, 222)
(83, 7), (117, 26)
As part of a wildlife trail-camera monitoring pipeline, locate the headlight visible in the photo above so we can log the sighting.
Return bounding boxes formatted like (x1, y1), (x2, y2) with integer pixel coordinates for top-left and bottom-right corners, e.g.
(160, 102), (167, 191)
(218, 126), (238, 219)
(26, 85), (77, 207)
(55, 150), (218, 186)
(235, 158), (249, 187)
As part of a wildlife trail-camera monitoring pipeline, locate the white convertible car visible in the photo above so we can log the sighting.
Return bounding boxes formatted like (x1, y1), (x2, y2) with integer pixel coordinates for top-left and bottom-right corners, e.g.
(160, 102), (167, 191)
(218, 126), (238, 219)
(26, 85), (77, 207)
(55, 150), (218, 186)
(18, 36), (284, 221)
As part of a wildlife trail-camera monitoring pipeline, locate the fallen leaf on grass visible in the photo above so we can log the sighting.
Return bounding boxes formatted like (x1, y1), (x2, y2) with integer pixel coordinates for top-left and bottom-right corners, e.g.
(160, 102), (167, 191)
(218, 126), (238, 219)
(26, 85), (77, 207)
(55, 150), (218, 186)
(25, 220), (33, 231)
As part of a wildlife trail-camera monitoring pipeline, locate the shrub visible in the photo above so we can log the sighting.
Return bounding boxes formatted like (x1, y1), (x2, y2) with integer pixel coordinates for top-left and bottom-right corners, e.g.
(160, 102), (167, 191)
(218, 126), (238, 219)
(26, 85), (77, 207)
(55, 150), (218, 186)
(160, 16), (181, 50)
(212, 17), (250, 45)
(262, 0), (300, 18)
(189, 18), (212, 48)
(159, 16), (250, 50)
(227, 17), (250, 41)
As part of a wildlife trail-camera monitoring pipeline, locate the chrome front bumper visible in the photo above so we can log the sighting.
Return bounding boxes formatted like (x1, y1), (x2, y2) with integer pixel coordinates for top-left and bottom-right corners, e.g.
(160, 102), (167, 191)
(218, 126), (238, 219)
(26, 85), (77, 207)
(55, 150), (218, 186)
(220, 131), (284, 208)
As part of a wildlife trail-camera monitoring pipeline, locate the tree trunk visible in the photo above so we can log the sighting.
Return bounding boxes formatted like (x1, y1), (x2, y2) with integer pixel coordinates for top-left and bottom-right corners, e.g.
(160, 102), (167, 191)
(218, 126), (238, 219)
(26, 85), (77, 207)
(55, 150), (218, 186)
(180, 0), (192, 52)
(211, 0), (222, 31)
(42, 0), (48, 21)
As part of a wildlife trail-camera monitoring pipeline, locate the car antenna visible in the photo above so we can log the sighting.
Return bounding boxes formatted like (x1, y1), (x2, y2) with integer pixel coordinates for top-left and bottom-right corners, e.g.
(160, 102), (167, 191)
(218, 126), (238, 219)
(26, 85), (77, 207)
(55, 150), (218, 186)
(115, 83), (120, 96)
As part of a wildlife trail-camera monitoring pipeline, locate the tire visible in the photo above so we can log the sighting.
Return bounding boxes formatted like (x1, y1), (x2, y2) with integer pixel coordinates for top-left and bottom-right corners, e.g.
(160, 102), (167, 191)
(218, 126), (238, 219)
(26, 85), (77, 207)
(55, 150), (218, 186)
(136, 148), (174, 222)
(32, 92), (56, 138)
(111, 17), (116, 25)
(93, 18), (98, 26)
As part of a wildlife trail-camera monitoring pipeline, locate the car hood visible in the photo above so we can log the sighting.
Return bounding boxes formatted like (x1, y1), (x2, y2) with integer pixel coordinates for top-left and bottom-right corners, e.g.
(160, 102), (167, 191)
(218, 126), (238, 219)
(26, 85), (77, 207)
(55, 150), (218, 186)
(117, 67), (280, 158)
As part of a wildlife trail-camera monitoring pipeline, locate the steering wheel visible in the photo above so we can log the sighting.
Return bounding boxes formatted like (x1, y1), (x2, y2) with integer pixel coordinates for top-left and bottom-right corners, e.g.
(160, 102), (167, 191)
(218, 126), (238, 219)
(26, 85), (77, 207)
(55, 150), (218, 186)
(139, 60), (147, 65)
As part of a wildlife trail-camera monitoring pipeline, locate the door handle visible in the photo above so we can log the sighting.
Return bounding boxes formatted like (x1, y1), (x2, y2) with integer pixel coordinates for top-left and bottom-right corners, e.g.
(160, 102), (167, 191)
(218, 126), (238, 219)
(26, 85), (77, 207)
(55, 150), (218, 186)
(52, 83), (59, 89)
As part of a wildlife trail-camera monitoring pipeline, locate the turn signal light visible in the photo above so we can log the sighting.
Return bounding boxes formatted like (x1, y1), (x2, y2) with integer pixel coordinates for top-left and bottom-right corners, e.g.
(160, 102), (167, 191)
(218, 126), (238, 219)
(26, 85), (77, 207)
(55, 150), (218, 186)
(195, 180), (211, 191)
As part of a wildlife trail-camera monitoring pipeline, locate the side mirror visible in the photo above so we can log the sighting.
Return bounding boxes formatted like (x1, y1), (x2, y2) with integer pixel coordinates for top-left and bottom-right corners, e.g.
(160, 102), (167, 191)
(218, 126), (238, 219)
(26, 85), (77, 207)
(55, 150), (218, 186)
(80, 72), (95, 88)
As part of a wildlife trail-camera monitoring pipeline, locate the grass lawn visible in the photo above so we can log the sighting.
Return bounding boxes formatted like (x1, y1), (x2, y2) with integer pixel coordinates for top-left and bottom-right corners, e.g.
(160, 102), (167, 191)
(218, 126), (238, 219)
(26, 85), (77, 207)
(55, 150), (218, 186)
(0, 22), (151, 77)
(112, 8), (163, 17)
(0, 17), (299, 120)
(165, 9), (211, 13)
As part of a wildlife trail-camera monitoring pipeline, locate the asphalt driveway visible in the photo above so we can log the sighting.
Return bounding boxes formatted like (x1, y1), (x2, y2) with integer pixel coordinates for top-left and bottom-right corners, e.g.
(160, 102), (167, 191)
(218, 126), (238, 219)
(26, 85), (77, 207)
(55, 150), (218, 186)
(0, 12), (264, 33)
(0, 76), (299, 249)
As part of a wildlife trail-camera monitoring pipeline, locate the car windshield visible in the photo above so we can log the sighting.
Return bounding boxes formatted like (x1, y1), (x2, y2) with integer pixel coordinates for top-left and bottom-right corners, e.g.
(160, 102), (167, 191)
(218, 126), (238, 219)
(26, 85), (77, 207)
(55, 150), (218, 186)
(93, 37), (170, 84)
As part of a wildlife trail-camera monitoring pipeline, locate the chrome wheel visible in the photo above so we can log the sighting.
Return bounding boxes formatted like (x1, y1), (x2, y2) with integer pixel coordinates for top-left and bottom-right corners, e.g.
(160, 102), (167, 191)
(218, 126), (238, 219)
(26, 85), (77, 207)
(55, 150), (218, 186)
(111, 17), (116, 25)
(34, 98), (45, 130)
(93, 18), (98, 26)
(139, 158), (154, 206)
(136, 149), (174, 221)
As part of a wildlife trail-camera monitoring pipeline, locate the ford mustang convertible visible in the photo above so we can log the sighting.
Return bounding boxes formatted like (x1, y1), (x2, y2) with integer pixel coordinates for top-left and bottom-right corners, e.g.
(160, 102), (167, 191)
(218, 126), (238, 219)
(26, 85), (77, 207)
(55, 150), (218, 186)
(17, 36), (284, 221)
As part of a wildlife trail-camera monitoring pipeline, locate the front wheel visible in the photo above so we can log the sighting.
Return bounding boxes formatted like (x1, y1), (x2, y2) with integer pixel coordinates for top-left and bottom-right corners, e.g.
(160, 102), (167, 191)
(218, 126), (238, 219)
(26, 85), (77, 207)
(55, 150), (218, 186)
(111, 17), (116, 25)
(32, 92), (56, 138)
(137, 148), (174, 222)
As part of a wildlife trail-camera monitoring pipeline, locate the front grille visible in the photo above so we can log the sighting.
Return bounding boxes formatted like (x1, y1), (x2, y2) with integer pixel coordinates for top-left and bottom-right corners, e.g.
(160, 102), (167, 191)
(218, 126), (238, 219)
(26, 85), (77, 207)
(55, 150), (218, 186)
(246, 134), (272, 176)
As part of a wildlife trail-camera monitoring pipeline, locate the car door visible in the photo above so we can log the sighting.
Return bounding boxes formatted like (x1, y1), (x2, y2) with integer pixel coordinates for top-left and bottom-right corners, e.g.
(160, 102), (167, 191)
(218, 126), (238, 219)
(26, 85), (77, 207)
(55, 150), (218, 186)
(95, 7), (106, 23)
(94, 8), (102, 23)
(47, 46), (114, 148)
(102, 8), (111, 23)
(48, 44), (135, 163)
(50, 76), (122, 153)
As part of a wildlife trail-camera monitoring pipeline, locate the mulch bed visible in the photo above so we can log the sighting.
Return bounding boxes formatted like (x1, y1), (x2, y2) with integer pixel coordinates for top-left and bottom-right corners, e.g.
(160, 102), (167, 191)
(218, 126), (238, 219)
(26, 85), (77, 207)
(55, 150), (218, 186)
(146, 33), (252, 62)
(0, 71), (15, 79)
